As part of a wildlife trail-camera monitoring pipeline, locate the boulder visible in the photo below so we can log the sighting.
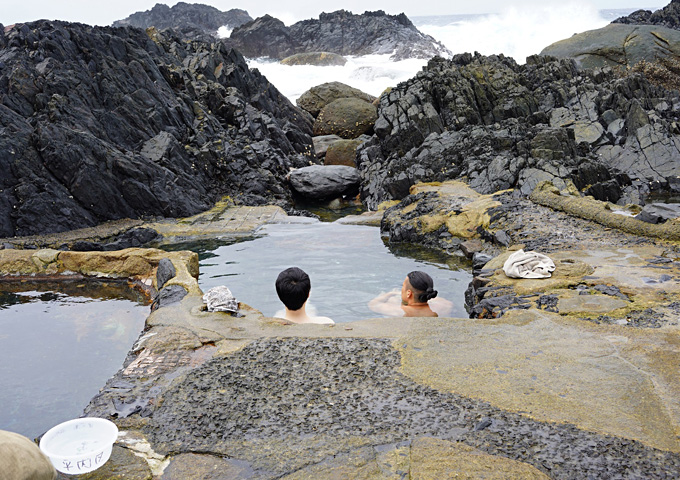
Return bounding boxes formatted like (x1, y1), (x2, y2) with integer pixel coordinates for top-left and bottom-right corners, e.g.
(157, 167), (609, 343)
(157, 257), (177, 289)
(356, 53), (680, 210)
(312, 134), (343, 158)
(314, 98), (378, 139)
(297, 82), (377, 117)
(229, 10), (451, 60)
(324, 138), (367, 167)
(289, 165), (360, 200)
(281, 52), (347, 66)
(0, 21), (315, 237)
(113, 3), (252, 36)
(540, 24), (680, 70)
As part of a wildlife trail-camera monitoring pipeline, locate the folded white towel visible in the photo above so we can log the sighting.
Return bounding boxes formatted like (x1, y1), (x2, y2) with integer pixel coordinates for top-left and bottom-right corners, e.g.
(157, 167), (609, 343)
(503, 249), (556, 279)
(203, 285), (239, 312)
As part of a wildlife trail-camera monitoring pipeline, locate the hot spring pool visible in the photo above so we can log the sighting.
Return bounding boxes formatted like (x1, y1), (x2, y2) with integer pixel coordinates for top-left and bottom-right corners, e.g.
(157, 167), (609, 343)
(167, 222), (472, 322)
(0, 280), (149, 439)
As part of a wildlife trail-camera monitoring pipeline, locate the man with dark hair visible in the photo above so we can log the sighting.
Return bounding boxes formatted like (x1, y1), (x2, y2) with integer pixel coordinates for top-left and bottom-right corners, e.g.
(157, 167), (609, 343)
(275, 267), (334, 324)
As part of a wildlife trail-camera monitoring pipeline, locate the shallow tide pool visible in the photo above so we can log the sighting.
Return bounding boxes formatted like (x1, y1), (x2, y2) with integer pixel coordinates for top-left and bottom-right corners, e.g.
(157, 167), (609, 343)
(176, 222), (472, 322)
(0, 280), (149, 439)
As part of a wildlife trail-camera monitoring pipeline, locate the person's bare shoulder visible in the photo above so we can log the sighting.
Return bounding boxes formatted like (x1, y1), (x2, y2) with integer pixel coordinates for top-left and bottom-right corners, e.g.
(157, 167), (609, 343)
(311, 316), (335, 324)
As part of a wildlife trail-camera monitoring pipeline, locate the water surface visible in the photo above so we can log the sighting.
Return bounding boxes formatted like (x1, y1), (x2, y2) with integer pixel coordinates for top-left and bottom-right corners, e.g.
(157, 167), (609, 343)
(0, 280), (149, 439)
(173, 222), (471, 322)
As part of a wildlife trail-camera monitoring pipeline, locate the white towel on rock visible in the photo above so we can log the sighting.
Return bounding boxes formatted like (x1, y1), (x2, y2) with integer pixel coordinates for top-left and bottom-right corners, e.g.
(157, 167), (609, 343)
(503, 249), (556, 279)
(203, 286), (239, 312)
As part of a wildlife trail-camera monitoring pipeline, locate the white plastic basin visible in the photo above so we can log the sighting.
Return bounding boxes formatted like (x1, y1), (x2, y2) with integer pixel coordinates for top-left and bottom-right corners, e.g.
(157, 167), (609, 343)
(39, 417), (118, 474)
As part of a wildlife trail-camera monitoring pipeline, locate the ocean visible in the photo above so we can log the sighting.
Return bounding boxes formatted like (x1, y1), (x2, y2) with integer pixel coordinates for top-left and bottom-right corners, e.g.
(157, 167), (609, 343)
(238, 6), (651, 103)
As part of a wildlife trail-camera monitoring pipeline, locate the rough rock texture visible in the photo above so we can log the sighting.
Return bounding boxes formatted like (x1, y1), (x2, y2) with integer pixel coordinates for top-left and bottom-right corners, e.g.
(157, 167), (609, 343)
(297, 81), (376, 117)
(540, 24), (680, 70)
(0, 21), (315, 237)
(289, 165), (360, 200)
(356, 53), (680, 210)
(142, 337), (680, 479)
(227, 10), (451, 60)
(312, 134), (343, 158)
(280, 52), (347, 66)
(325, 138), (368, 166)
(313, 97), (377, 138)
(613, 0), (680, 29)
(112, 2), (252, 36)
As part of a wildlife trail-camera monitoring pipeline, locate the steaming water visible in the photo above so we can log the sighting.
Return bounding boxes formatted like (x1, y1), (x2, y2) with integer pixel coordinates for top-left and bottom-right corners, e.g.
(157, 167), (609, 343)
(243, 6), (651, 103)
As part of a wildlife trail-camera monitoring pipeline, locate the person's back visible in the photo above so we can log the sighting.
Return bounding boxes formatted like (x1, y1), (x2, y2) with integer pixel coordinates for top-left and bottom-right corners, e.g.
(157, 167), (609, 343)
(274, 267), (334, 324)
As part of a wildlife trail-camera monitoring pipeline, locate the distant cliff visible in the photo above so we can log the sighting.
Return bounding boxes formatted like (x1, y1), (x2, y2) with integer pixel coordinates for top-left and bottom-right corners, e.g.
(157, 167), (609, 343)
(113, 2), (252, 35)
(227, 10), (451, 60)
(0, 21), (313, 237)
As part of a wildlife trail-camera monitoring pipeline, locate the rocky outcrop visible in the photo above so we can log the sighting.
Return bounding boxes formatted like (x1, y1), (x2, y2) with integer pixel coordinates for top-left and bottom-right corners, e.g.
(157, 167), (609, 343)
(356, 53), (680, 210)
(613, 0), (680, 29)
(112, 2), (252, 36)
(0, 21), (315, 237)
(540, 24), (680, 70)
(227, 10), (451, 60)
(281, 52), (347, 66)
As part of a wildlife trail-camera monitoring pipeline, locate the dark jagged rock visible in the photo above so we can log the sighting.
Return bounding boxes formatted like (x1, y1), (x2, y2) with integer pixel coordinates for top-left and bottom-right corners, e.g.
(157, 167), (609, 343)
(113, 2), (252, 36)
(635, 202), (680, 223)
(0, 21), (315, 237)
(228, 10), (451, 60)
(613, 0), (680, 29)
(289, 165), (360, 200)
(356, 53), (680, 210)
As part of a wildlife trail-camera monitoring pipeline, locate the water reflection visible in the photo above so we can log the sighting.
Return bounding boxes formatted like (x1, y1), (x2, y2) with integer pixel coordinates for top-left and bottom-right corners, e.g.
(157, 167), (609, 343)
(0, 280), (149, 439)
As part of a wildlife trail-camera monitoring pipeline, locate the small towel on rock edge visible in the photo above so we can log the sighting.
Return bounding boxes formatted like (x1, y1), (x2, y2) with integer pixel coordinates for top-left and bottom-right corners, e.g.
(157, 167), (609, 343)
(503, 249), (556, 279)
(203, 286), (239, 312)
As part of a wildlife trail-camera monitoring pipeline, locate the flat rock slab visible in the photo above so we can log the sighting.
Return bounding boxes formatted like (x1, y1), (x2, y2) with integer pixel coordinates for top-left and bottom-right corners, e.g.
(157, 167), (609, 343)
(147, 204), (315, 244)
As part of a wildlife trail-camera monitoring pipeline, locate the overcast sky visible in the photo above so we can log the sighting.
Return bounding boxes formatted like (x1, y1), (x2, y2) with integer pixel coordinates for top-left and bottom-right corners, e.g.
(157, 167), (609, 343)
(1, 1), (666, 27)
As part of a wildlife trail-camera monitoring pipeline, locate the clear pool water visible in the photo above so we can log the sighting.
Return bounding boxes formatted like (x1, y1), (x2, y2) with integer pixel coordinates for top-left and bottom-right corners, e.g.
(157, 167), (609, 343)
(0, 280), (149, 439)
(172, 222), (471, 322)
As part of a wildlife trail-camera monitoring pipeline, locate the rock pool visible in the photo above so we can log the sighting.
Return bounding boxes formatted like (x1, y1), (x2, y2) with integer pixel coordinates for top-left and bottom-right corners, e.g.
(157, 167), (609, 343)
(0, 280), (149, 439)
(165, 222), (471, 322)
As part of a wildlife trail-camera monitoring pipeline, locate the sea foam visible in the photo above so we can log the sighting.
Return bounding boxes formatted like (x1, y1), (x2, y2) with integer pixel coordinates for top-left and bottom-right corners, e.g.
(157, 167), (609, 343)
(243, 2), (637, 103)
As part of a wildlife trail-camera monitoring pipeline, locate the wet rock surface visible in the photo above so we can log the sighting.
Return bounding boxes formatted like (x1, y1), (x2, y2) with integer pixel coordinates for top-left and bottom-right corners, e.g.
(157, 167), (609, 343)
(0, 21), (314, 237)
(227, 10), (451, 60)
(356, 53), (680, 210)
(143, 337), (680, 479)
(614, 0), (680, 28)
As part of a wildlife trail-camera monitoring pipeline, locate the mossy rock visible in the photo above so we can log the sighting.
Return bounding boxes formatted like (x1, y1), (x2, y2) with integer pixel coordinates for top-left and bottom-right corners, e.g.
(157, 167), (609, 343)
(324, 138), (365, 166)
(313, 98), (377, 139)
(297, 81), (376, 117)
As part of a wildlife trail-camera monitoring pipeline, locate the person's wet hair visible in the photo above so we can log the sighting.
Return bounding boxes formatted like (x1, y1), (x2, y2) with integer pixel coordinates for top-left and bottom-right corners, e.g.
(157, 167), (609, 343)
(276, 267), (311, 311)
(407, 271), (438, 303)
